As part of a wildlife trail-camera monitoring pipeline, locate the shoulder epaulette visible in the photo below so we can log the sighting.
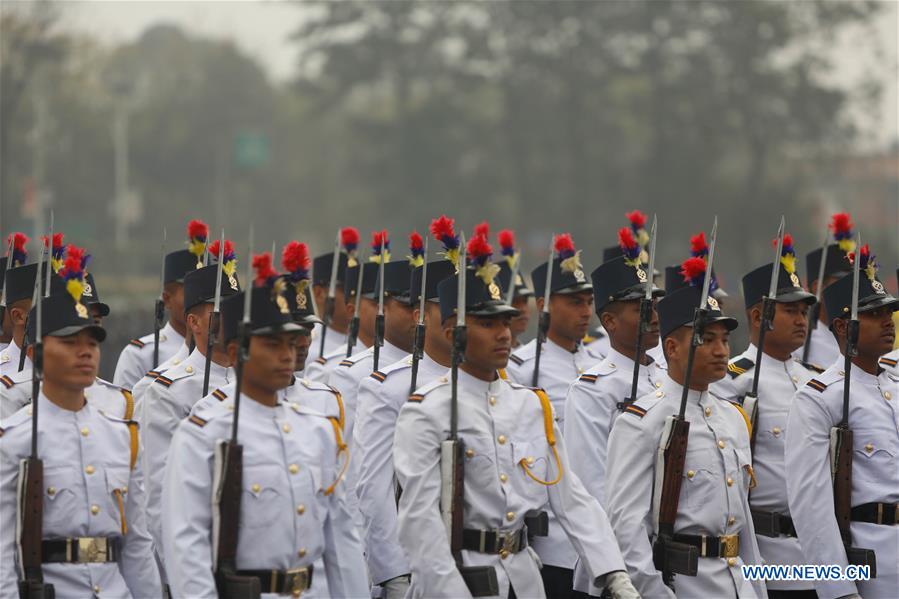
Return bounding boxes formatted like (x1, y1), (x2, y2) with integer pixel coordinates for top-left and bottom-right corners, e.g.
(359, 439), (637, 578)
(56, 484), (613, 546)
(371, 355), (414, 383)
(727, 357), (755, 379)
(0, 375), (13, 389)
(806, 378), (829, 393)
(129, 338), (146, 349)
(579, 373), (598, 384)
(154, 374), (174, 387)
(212, 388), (228, 402)
(408, 393), (425, 403)
(799, 360), (826, 374)
(145, 369), (162, 379)
(339, 359), (354, 367)
(370, 370), (387, 383)
(509, 354), (524, 366)
(879, 356), (897, 368)
(188, 414), (208, 427)
(623, 404), (647, 418)
(315, 356), (328, 365)
(409, 376), (449, 401)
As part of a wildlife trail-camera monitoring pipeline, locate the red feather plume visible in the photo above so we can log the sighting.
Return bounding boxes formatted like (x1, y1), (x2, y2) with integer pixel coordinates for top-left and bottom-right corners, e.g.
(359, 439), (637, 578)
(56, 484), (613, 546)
(341, 226), (360, 248)
(690, 232), (708, 256)
(409, 231), (424, 251)
(680, 256), (708, 285)
(829, 212), (853, 236)
(618, 227), (638, 250)
(554, 233), (575, 254)
(430, 215), (456, 241)
(252, 252), (278, 286)
(626, 210), (647, 229)
(281, 240), (310, 273)
(371, 229), (389, 250)
(8, 232), (28, 253)
(208, 239), (234, 259)
(473, 221), (490, 240)
(187, 219), (209, 240)
(498, 229), (515, 251)
(466, 233), (493, 266)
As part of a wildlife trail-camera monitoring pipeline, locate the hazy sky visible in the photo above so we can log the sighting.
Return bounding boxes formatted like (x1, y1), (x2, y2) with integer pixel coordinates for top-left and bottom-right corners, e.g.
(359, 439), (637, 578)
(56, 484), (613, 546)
(31, 0), (899, 148)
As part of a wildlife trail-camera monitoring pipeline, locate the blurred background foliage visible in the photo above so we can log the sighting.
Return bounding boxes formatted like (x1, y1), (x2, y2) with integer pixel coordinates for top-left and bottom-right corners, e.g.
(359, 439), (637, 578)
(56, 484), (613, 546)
(1, 0), (896, 375)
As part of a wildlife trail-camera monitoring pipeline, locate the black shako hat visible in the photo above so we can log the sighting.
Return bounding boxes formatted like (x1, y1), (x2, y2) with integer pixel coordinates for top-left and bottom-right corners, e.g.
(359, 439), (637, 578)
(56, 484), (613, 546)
(221, 285), (304, 344)
(312, 252), (350, 288)
(531, 235), (592, 298)
(591, 256), (664, 314)
(741, 263), (815, 309)
(26, 293), (106, 342)
(4, 263), (46, 305)
(164, 249), (203, 284)
(283, 278), (321, 327)
(823, 269), (898, 325)
(664, 264), (729, 299)
(657, 285), (738, 339)
(183, 263), (241, 313)
(410, 259), (457, 307)
(805, 244), (852, 287)
(371, 260), (414, 303)
(437, 267), (516, 323)
(496, 261), (533, 300)
(345, 262), (378, 301)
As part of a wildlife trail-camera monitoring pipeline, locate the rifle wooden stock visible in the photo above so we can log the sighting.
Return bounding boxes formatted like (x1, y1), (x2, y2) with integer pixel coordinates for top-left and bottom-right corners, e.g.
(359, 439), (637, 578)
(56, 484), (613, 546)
(214, 440), (246, 596)
(346, 317), (359, 358)
(153, 298), (165, 368)
(531, 312), (549, 387)
(409, 323), (426, 395)
(18, 458), (54, 599)
(373, 314), (384, 371)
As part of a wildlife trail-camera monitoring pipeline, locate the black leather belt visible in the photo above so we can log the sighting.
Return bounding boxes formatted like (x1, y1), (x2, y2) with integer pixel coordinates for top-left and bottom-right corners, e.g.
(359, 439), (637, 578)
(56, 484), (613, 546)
(42, 537), (119, 563)
(672, 533), (740, 558)
(852, 502), (899, 526)
(751, 509), (797, 538)
(462, 527), (528, 555)
(235, 566), (313, 595)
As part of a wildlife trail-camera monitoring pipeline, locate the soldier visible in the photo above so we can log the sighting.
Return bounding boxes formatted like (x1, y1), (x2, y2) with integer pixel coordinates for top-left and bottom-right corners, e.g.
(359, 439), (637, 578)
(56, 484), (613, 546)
(141, 251), (240, 566)
(792, 212), (856, 367)
(162, 256), (369, 598)
(710, 231), (820, 598)
(113, 220), (207, 389)
(879, 267), (899, 377)
(354, 244), (457, 598)
(606, 256), (766, 598)
(0, 258), (161, 598)
(282, 240), (322, 375)
(305, 228), (370, 382)
(785, 245), (898, 599)
(393, 234), (638, 599)
(505, 233), (600, 596)
(496, 229), (533, 349)
(310, 227), (357, 360)
(0, 249), (40, 377)
(0, 233), (28, 353)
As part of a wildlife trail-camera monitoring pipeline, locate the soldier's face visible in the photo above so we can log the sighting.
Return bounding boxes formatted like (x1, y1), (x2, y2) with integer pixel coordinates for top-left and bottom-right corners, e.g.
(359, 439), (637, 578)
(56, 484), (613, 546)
(542, 291), (593, 342)
(243, 332), (299, 392)
(359, 297), (378, 344)
(761, 301), (809, 354)
(294, 327), (312, 371)
(841, 305), (896, 359)
(41, 330), (100, 391)
(510, 296), (530, 339)
(422, 302), (451, 356)
(163, 283), (186, 328)
(315, 284), (348, 329)
(601, 298), (660, 351)
(665, 322), (730, 388)
(384, 297), (415, 353)
(453, 314), (513, 376)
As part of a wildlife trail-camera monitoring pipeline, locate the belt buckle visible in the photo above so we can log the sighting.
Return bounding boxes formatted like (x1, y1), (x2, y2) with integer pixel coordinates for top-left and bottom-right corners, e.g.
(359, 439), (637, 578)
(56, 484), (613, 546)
(502, 531), (519, 553)
(78, 537), (107, 563)
(719, 534), (739, 558)
(283, 567), (309, 597)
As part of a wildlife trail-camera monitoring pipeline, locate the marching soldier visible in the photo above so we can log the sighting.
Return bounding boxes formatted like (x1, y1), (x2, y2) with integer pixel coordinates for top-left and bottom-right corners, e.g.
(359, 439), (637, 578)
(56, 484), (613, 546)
(113, 220), (207, 389)
(606, 254), (766, 598)
(141, 253), (240, 565)
(496, 229), (533, 349)
(281, 240), (323, 375)
(310, 227), (357, 359)
(1, 252), (40, 377)
(1, 233), (28, 353)
(393, 235), (638, 599)
(162, 256), (369, 598)
(792, 213), (856, 367)
(505, 233), (600, 596)
(0, 256), (161, 598)
(785, 245), (898, 599)
(354, 244), (457, 598)
(710, 231), (820, 598)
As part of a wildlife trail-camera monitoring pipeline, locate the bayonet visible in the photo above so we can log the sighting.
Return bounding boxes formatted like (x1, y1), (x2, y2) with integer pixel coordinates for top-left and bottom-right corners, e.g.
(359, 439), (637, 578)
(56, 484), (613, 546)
(202, 229), (226, 396)
(802, 226), (830, 363)
(745, 217), (785, 450)
(504, 250), (520, 306)
(531, 235), (555, 387)
(318, 229), (341, 358)
(410, 237), (429, 394)
(0, 236), (14, 322)
(43, 210), (53, 298)
(373, 237), (386, 371)
(153, 227), (167, 368)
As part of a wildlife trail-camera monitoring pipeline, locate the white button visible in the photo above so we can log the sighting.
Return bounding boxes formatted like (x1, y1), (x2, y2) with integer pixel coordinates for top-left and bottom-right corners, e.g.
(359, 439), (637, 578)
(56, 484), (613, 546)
(884, 391), (892, 400)
(80, 427), (90, 437)
(251, 484), (261, 493)
(718, 440), (726, 449)
(506, 511), (515, 521)
(297, 504), (305, 515)
(497, 435), (507, 445)
(185, 365), (194, 374)
(85, 465), (95, 475)
(791, 376), (799, 383)
(282, 424), (291, 433)
(499, 474), (508, 483)
(91, 504), (100, 515)
(289, 464), (299, 474)
(655, 381), (662, 388)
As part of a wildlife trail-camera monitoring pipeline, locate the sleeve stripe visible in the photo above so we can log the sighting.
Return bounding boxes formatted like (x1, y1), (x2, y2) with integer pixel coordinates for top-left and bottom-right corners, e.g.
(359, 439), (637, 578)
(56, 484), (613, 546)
(624, 405), (647, 418)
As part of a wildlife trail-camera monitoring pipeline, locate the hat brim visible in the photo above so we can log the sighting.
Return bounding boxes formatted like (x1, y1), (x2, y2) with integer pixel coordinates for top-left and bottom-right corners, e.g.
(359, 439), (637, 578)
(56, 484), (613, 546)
(712, 288), (729, 299)
(250, 322), (306, 337)
(554, 283), (594, 295)
(50, 323), (107, 342)
(292, 314), (323, 326)
(468, 302), (520, 317)
(707, 314), (739, 331)
(776, 289), (816, 305)
(88, 301), (111, 317)
(858, 294), (899, 314)
(514, 287), (534, 298)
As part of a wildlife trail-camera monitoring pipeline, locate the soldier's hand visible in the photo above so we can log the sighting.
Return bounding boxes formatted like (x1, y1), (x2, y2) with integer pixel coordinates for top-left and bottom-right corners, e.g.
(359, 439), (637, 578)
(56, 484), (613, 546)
(382, 574), (411, 599)
(604, 570), (641, 599)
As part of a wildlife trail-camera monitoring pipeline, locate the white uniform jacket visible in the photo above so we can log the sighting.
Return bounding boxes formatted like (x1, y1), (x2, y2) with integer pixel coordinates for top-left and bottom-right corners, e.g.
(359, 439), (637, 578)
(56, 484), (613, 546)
(394, 369), (626, 599)
(162, 381), (369, 598)
(355, 352), (449, 585)
(0, 392), (161, 598)
(606, 374), (765, 599)
(785, 357), (899, 599)
(112, 322), (185, 390)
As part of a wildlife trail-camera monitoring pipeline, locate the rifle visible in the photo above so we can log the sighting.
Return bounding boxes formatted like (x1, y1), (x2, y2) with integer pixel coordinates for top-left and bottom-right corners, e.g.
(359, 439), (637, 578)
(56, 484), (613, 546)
(531, 236), (555, 387)
(18, 213), (54, 599)
(409, 237), (429, 395)
(153, 228), (167, 369)
(439, 233), (498, 597)
(202, 230), (226, 397)
(652, 218), (720, 587)
(744, 217), (784, 451)
(345, 253), (365, 358)
(318, 229), (341, 359)
(802, 227), (830, 364)
(213, 227), (259, 598)
(830, 232), (877, 575)
(621, 215), (657, 411)
(372, 238), (386, 371)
